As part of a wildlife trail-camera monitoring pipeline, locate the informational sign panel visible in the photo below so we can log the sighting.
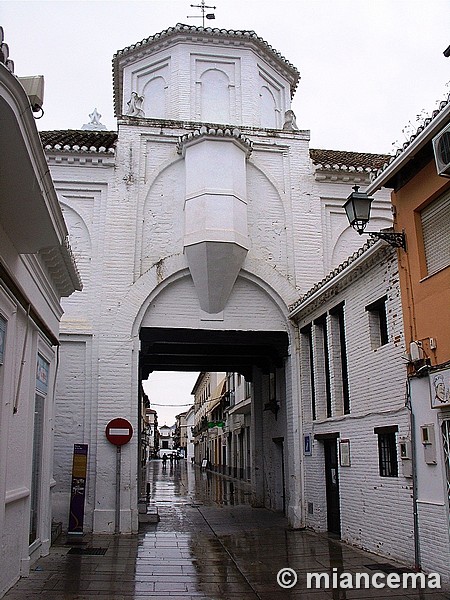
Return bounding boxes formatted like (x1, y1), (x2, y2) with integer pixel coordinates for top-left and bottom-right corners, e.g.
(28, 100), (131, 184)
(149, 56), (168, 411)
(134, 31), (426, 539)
(68, 444), (88, 534)
(105, 418), (133, 446)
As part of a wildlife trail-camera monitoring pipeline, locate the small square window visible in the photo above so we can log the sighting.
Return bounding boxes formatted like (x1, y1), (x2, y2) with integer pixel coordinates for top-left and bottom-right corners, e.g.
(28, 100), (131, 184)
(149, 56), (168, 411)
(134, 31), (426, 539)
(366, 296), (388, 348)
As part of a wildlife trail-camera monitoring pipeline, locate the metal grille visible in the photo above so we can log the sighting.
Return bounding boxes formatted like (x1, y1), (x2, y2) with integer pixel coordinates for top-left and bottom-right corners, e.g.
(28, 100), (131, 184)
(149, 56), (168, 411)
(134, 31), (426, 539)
(68, 547), (107, 555)
(378, 431), (398, 477)
(442, 419), (450, 534)
(365, 563), (409, 575)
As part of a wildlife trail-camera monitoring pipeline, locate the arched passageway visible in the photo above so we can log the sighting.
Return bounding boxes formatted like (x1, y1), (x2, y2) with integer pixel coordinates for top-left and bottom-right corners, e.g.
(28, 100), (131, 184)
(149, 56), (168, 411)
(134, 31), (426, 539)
(138, 326), (297, 520)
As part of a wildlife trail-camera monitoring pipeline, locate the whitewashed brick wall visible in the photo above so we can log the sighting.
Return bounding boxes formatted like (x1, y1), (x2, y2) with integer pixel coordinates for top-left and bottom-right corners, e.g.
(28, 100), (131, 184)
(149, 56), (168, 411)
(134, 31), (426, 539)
(47, 35), (394, 535)
(296, 245), (416, 566)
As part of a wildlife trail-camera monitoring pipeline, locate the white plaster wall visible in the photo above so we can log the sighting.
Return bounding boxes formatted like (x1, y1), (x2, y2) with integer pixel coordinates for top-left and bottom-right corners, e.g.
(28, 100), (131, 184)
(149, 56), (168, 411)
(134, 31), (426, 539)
(297, 248), (416, 566)
(47, 31), (393, 538)
(140, 273), (287, 331)
(0, 233), (57, 596)
(409, 376), (450, 582)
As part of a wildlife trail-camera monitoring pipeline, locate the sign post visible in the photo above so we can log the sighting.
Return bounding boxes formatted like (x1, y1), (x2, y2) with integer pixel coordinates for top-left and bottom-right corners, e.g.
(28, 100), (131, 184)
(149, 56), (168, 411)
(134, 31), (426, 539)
(105, 418), (133, 534)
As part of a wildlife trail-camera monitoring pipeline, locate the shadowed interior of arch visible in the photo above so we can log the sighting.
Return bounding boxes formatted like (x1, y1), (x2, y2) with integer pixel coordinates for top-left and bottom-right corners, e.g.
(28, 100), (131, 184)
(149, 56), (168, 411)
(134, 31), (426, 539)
(139, 327), (289, 382)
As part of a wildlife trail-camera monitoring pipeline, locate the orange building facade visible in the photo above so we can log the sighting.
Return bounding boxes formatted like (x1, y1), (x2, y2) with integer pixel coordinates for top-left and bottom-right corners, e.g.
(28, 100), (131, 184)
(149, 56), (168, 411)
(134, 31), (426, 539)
(393, 160), (449, 365)
(367, 99), (450, 581)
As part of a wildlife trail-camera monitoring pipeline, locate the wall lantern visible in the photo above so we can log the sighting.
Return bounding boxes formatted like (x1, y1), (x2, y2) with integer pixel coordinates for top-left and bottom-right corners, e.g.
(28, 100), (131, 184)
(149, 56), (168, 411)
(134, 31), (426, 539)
(344, 186), (406, 250)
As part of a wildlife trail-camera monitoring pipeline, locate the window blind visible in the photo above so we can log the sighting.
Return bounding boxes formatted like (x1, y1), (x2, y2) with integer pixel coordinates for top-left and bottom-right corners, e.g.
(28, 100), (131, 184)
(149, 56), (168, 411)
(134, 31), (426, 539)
(421, 192), (450, 275)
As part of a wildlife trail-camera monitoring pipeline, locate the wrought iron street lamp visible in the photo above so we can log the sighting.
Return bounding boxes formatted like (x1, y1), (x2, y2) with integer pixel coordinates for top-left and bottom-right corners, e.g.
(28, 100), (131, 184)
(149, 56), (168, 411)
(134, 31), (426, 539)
(343, 186), (406, 250)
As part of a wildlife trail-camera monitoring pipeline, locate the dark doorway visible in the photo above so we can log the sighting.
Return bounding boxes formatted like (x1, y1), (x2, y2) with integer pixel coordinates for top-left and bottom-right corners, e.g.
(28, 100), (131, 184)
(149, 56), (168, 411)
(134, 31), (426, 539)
(324, 438), (341, 536)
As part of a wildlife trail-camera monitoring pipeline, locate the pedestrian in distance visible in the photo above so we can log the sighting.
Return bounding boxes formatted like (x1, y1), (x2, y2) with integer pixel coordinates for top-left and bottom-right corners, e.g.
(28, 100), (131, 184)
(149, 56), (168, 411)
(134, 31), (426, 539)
(162, 453), (167, 469)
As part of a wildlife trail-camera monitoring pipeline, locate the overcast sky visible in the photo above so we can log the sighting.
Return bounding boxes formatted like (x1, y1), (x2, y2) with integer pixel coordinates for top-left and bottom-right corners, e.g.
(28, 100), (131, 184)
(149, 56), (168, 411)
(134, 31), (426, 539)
(3, 0), (449, 426)
(3, 0), (449, 155)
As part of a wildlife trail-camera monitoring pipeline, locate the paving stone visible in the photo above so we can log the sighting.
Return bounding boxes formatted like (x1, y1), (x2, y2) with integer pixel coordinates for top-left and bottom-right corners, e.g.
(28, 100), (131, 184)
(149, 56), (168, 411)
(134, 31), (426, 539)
(3, 461), (449, 599)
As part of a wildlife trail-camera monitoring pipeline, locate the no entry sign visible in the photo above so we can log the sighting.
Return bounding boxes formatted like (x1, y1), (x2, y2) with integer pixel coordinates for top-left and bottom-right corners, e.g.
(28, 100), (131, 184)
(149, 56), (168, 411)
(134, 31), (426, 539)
(105, 418), (133, 446)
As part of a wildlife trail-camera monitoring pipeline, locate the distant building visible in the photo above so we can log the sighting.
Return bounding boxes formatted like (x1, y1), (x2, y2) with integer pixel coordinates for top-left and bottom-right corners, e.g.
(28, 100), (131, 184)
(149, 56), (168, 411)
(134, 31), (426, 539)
(158, 424), (175, 451)
(191, 371), (252, 481)
(146, 408), (158, 458)
(174, 411), (188, 456)
(184, 405), (195, 462)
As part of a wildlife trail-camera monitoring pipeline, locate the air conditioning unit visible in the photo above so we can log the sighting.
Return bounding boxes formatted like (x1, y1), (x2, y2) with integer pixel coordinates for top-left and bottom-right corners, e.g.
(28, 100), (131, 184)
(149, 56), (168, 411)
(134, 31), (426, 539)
(432, 122), (450, 177)
(410, 341), (424, 362)
(18, 75), (44, 112)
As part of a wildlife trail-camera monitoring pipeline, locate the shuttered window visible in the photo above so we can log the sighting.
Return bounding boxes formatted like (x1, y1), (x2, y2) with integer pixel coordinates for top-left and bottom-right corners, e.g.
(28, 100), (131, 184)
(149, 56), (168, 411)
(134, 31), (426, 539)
(421, 192), (450, 276)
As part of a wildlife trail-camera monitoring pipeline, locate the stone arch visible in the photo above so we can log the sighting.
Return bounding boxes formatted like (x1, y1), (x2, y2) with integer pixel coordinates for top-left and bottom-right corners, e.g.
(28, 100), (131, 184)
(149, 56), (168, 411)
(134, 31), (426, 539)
(139, 158), (186, 275)
(138, 272), (288, 332)
(59, 203), (91, 312)
(113, 247), (298, 341)
(143, 75), (167, 119)
(246, 162), (290, 277)
(260, 85), (277, 129)
(332, 218), (393, 267)
(200, 68), (230, 123)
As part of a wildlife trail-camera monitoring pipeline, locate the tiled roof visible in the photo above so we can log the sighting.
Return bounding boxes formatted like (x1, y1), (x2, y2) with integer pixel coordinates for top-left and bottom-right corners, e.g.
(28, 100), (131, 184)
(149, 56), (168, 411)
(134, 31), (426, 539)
(289, 238), (381, 314)
(40, 130), (118, 153)
(39, 130), (388, 170)
(115, 22), (299, 78)
(310, 149), (390, 173)
(370, 92), (450, 181)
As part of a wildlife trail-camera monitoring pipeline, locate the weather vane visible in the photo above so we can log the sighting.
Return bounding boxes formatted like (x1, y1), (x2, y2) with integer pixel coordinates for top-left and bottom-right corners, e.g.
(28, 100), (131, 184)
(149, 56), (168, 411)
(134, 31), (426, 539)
(187, 0), (216, 27)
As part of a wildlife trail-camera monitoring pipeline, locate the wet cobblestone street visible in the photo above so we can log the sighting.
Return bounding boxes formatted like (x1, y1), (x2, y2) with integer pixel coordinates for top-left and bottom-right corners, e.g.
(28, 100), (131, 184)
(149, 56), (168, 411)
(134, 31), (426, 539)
(3, 461), (449, 600)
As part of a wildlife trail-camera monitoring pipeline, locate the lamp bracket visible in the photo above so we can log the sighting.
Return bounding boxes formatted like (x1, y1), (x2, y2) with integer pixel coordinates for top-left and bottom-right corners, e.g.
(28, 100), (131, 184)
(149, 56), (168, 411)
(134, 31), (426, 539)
(368, 231), (406, 250)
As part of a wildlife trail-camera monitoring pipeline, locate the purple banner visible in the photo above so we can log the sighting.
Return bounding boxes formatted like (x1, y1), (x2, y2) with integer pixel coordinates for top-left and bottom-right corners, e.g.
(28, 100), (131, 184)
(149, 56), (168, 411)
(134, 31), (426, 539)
(68, 444), (88, 534)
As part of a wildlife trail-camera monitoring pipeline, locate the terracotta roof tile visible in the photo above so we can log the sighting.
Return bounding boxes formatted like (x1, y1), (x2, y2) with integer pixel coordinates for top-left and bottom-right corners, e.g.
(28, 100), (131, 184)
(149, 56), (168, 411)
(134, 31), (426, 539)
(310, 148), (390, 172)
(39, 130), (391, 180)
(289, 238), (381, 314)
(40, 130), (118, 152)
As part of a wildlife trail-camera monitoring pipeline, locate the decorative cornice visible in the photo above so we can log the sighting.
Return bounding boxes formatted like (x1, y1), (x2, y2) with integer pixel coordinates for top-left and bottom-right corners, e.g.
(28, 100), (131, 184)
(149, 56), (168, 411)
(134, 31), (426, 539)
(45, 154), (115, 167)
(40, 238), (83, 297)
(177, 125), (253, 157)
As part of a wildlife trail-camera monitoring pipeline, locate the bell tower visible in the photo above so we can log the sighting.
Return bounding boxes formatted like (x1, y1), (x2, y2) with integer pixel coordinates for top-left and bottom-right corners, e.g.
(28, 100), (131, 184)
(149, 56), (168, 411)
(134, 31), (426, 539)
(112, 24), (300, 313)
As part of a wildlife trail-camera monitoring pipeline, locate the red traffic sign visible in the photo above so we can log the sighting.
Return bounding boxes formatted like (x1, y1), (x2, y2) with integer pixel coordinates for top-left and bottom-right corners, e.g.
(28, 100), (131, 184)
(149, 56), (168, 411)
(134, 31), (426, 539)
(105, 418), (133, 446)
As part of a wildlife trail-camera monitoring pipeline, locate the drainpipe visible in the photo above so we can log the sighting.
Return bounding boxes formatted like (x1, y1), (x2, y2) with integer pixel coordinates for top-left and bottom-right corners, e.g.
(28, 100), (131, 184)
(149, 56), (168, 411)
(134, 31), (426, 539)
(406, 378), (421, 571)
